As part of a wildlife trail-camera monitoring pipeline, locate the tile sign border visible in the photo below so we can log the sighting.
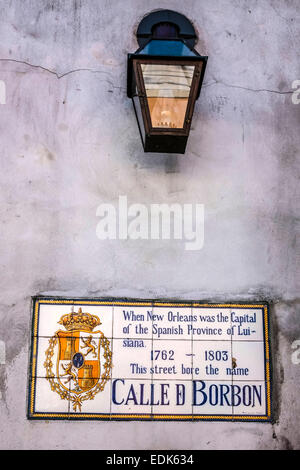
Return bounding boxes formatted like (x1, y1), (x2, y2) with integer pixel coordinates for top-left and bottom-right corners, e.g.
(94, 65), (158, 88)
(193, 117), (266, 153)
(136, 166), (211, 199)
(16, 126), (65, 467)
(27, 297), (272, 422)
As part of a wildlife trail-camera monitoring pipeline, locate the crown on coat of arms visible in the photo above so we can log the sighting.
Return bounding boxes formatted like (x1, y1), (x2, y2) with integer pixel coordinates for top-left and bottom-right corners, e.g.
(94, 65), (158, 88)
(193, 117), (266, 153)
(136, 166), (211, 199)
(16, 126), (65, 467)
(58, 308), (101, 332)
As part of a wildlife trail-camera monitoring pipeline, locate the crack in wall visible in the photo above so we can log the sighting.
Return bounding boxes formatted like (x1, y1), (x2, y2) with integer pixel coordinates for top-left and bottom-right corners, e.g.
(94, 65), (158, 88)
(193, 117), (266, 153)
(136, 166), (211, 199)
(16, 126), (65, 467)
(0, 58), (125, 91)
(0, 58), (112, 79)
(0, 58), (293, 95)
(203, 79), (293, 95)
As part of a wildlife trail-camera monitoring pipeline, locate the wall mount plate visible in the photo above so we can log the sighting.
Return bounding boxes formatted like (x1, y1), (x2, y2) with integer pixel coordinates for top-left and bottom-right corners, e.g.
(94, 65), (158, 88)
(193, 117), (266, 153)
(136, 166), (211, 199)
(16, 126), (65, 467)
(136, 10), (197, 48)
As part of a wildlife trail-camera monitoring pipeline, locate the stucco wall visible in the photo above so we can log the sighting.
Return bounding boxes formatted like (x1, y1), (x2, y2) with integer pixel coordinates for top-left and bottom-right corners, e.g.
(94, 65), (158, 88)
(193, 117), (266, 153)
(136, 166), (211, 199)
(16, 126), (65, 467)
(0, 0), (299, 449)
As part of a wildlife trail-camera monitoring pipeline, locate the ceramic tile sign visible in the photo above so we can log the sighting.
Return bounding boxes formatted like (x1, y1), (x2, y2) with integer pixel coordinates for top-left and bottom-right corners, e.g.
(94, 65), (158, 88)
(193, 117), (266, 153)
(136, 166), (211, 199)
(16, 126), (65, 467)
(28, 298), (272, 421)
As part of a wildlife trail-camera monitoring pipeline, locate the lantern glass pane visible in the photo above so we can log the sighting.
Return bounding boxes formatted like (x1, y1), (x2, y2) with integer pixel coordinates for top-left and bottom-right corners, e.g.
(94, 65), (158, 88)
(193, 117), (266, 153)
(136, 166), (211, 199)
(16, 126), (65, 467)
(141, 64), (195, 129)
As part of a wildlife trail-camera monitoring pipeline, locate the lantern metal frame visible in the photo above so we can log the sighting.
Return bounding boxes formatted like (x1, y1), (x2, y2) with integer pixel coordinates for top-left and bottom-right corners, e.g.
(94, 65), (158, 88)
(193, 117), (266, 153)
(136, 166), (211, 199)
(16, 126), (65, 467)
(127, 10), (208, 154)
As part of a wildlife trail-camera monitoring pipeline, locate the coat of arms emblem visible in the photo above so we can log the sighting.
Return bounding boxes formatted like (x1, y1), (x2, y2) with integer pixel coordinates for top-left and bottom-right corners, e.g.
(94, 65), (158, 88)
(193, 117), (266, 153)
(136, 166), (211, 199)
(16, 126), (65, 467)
(44, 308), (112, 412)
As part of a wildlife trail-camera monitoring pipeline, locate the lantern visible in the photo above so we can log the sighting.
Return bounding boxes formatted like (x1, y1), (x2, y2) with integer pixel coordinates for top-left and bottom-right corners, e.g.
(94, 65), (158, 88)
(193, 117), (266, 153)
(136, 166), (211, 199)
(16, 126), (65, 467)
(127, 10), (208, 153)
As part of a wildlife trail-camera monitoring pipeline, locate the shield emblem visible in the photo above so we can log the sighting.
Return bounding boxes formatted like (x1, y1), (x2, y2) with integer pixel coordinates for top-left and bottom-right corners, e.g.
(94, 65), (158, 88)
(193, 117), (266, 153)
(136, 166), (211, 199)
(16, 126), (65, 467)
(57, 330), (102, 393)
(45, 308), (112, 412)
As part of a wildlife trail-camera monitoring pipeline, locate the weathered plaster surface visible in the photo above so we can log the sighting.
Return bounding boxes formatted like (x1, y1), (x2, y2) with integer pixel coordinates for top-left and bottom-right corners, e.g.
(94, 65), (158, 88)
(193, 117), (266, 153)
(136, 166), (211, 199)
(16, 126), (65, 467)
(0, 0), (299, 449)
